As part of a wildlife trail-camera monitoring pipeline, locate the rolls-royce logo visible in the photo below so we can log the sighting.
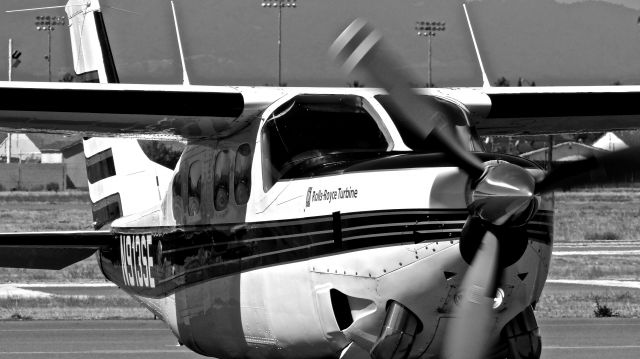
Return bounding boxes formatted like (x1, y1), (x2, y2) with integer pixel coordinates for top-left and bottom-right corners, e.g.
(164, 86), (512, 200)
(306, 186), (358, 207)
(306, 187), (312, 207)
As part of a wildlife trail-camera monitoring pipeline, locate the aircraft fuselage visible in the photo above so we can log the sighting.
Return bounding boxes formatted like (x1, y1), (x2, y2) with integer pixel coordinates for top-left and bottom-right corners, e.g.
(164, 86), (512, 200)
(97, 90), (552, 359)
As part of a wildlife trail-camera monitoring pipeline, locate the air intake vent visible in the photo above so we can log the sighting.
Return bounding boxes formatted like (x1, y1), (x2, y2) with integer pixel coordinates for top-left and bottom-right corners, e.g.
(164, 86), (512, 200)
(330, 289), (354, 330)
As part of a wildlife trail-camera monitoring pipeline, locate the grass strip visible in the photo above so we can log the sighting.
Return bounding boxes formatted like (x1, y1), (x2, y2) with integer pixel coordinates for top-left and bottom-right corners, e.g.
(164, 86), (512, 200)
(0, 191), (90, 203)
(537, 287), (640, 318)
(0, 295), (153, 320)
(549, 255), (640, 281)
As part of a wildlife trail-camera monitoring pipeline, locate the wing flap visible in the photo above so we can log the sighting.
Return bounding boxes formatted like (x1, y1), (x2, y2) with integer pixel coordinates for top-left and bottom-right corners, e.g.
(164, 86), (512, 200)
(0, 230), (112, 270)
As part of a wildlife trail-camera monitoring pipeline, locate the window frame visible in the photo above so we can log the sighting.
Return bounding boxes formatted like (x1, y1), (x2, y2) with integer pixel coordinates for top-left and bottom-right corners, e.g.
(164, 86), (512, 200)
(234, 143), (252, 206)
(187, 160), (202, 216)
(213, 149), (231, 211)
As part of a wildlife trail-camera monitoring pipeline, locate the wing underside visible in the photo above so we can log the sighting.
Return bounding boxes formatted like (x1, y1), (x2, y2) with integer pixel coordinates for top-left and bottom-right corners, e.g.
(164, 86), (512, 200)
(0, 231), (112, 269)
(3, 82), (639, 138)
(467, 86), (640, 136)
(0, 82), (281, 139)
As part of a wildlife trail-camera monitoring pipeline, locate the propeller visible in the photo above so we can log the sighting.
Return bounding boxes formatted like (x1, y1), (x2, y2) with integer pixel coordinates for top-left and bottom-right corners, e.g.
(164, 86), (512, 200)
(443, 231), (499, 359)
(329, 19), (485, 179)
(536, 146), (640, 193)
(331, 18), (640, 359)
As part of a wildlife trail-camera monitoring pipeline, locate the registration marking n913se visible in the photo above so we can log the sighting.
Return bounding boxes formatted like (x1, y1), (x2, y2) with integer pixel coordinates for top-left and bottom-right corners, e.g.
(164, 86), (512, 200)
(119, 234), (155, 288)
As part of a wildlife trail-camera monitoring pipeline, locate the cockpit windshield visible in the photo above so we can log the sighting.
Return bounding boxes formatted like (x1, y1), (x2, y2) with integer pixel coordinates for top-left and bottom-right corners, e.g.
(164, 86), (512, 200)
(261, 94), (389, 190)
(374, 94), (480, 153)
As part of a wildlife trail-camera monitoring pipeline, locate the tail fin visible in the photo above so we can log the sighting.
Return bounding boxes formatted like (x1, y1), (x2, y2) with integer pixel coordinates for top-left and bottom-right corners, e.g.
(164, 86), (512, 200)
(65, 0), (119, 83)
(65, 1), (180, 227)
(65, 2), (175, 227)
(84, 138), (174, 229)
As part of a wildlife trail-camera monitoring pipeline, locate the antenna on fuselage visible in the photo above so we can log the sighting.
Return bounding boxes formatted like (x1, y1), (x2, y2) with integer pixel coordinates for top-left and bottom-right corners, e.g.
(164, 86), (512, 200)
(170, 1), (191, 86)
(463, 3), (490, 88)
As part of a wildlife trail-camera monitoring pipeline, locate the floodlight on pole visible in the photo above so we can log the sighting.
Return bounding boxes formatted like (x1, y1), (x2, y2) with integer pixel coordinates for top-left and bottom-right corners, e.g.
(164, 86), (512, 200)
(34, 15), (66, 82)
(415, 20), (445, 87)
(260, 0), (297, 86)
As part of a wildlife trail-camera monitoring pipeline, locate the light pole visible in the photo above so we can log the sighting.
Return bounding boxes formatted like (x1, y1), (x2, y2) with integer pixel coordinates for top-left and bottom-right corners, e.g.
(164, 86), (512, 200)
(35, 15), (66, 82)
(261, 0), (297, 86)
(415, 21), (445, 87)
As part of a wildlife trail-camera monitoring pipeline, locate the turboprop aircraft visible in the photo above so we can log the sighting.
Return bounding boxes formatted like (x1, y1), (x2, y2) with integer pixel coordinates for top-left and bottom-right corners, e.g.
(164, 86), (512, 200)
(2, 1), (640, 359)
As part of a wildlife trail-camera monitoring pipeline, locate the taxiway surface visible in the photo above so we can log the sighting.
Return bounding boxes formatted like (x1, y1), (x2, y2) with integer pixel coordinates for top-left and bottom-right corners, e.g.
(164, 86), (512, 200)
(0, 318), (639, 358)
(541, 318), (640, 359)
(0, 320), (203, 359)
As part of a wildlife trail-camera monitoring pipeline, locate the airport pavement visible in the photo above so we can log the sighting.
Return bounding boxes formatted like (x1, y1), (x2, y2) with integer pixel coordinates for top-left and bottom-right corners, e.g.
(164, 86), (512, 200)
(540, 318), (640, 359)
(0, 318), (639, 359)
(0, 320), (203, 359)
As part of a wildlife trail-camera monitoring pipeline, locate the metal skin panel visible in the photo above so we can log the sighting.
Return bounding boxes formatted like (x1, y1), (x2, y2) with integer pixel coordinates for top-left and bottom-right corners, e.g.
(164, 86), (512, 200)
(250, 167), (466, 222)
(108, 258), (350, 359)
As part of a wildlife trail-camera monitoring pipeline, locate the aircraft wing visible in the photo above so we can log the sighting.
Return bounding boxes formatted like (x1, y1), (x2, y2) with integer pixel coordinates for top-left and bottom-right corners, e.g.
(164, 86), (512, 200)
(446, 86), (640, 136)
(0, 230), (112, 269)
(0, 81), (284, 139)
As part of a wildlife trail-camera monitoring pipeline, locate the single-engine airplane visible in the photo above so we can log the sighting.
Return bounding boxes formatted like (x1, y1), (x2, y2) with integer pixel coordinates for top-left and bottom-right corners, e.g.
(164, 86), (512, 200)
(2, 1), (640, 359)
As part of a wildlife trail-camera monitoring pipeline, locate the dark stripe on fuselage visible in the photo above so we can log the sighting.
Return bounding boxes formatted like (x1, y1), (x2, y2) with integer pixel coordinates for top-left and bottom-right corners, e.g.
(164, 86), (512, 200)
(99, 209), (553, 298)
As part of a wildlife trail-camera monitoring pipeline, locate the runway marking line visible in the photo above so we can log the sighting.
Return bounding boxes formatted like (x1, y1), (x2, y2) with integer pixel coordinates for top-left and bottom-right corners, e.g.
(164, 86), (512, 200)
(13, 283), (117, 288)
(542, 323), (640, 327)
(545, 345), (640, 350)
(0, 328), (167, 332)
(0, 349), (193, 354)
(552, 250), (640, 256)
(546, 279), (640, 289)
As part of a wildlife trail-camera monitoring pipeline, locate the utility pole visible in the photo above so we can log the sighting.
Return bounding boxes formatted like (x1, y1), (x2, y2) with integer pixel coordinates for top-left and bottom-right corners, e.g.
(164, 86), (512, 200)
(7, 38), (12, 82)
(415, 21), (445, 87)
(261, 0), (297, 86)
(547, 135), (554, 171)
(35, 15), (66, 82)
(7, 39), (11, 163)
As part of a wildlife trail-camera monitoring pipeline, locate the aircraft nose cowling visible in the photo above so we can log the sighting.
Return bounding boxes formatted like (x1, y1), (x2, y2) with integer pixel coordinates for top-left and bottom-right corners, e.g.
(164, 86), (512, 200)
(468, 161), (537, 227)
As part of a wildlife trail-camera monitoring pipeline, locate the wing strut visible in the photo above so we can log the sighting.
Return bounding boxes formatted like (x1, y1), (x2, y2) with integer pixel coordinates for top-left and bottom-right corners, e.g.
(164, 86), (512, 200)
(463, 3), (490, 88)
(171, 1), (191, 86)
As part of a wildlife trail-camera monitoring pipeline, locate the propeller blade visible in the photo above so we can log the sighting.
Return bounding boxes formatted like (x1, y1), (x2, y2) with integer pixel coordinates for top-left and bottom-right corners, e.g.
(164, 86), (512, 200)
(330, 19), (485, 179)
(535, 146), (640, 193)
(443, 231), (499, 359)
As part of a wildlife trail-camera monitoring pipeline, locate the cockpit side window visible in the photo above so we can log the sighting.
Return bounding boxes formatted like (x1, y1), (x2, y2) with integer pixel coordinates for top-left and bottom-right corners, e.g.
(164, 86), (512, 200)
(187, 161), (202, 216)
(214, 150), (231, 211)
(234, 144), (252, 205)
(261, 94), (389, 190)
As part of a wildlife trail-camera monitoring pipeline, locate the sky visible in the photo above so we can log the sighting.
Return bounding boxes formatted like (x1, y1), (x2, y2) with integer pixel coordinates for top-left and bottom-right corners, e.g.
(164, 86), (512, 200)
(557, 0), (640, 10)
(1, 0), (640, 87)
